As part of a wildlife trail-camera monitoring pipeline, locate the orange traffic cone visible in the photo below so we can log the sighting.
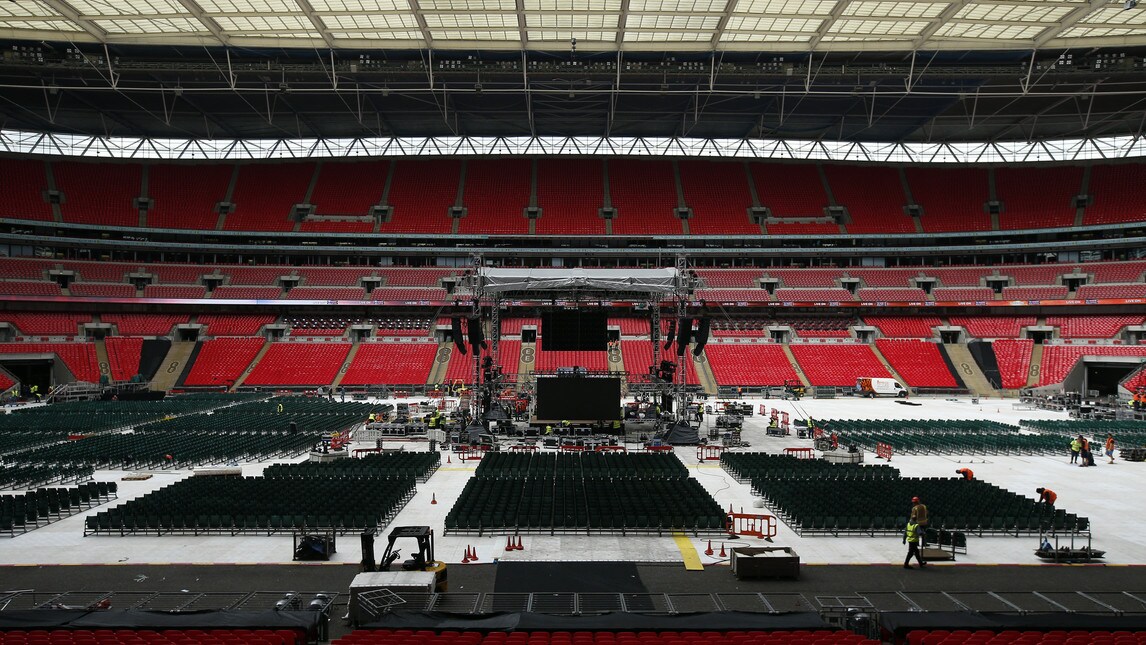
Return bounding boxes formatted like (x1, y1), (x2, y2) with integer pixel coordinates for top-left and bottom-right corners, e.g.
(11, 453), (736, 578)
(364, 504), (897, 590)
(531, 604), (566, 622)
(719, 543), (727, 557)
(705, 540), (714, 556)
(514, 535), (524, 551)
(462, 547), (471, 564)
(469, 545), (479, 561)
(431, 493), (437, 505)
(505, 536), (515, 552)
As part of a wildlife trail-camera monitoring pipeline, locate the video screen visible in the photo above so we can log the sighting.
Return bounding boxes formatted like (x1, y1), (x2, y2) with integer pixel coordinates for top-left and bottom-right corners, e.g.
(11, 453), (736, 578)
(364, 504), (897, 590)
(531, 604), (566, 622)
(535, 377), (621, 421)
(541, 310), (609, 350)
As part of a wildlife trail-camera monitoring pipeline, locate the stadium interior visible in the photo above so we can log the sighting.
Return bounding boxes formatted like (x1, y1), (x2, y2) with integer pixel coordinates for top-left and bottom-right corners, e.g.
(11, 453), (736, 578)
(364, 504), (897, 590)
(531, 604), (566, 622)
(5, 5), (1146, 643)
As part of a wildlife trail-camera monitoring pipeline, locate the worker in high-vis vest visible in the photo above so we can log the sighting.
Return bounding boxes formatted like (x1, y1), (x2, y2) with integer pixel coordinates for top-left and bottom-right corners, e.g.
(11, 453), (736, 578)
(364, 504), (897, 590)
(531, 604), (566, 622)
(903, 521), (925, 569)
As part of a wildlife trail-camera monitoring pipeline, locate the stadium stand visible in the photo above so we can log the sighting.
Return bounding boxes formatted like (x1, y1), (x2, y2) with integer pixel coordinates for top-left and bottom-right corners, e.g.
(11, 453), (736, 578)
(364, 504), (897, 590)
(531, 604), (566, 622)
(533, 349), (609, 372)
(607, 317), (649, 336)
(824, 165), (914, 234)
(696, 288), (772, 302)
(609, 159), (682, 235)
(210, 286), (282, 300)
(1076, 283), (1146, 299)
(384, 159), (459, 234)
(295, 267), (376, 286)
(620, 341), (699, 385)
(862, 316), (941, 338)
(243, 342), (352, 386)
(102, 314), (187, 335)
(790, 344), (891, 386)
(0, 281), (61, 296)
(308, 160), (389, 216)
(993, 338), (1034, 389)
(695, 268), (762, 288)
(1039, 344), (1146, 386)
(377, 267), (458, 286)
(0, 258), (54, 280)
(145, 263), (208, 284)
(1001, 286), (1070, 301)
(224, 162), (314, 231)
(105, 336), (142, 381)
(932, 287), (996, 302)
(459, 159), (532, 235)
(855, 287), (929, 302)
(774, 288), (855, 302)
(147, 164), (233, 230)
(370, 287), (449, 302)
(905, 166), (992, 232)
(63, 261), (128, 283)
(535, 158), (606, 235)
(769, 268), (843, 287)
(143, 284), (208, 299)
(704, 342), (801, 386)
(182, 337), (265, 387)
(1084, 163), (1146, 225)
(679, 159), (760, 234)
(995, 166), (1082, 230)
(850, 268), (912, 287)
(226, 266), (291, 285)
(0, 158), (52, 221)
(198, 314), (277, 336)
(68, 283), (136, 298)
(765, 221), (842, 235)
(0, 342), (99, 382)
(1046, 314), (1146, 338)
(948, 315), (1036, 338)
(929, 267), (992, 286)
(340, 341), (437, 385)
(54, 162), (142, 228)
(751, 163), (828, 217)
(1086, 260), (1146, 283)
(875, 339), (958, 387)
(0, 313), (89, 336)
(1003, 265), (1069, 285)
(285, 286), (367, 300)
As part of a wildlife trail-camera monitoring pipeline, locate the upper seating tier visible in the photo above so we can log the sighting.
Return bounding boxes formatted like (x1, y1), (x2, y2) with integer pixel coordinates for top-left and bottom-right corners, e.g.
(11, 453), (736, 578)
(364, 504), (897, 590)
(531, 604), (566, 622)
(679, 160), (759, 235)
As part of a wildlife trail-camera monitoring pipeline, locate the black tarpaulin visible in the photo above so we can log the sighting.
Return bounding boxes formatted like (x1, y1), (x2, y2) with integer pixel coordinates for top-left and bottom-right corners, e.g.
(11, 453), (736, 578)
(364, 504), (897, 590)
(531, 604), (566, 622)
(363, 610), (832, 631)
(879, 611), (1146, 637)
(0, 609), (320, 633)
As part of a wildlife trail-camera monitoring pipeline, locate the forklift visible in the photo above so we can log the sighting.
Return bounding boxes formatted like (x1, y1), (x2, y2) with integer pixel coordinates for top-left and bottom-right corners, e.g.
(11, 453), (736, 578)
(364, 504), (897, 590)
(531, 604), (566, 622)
(374, 526), (448, 592)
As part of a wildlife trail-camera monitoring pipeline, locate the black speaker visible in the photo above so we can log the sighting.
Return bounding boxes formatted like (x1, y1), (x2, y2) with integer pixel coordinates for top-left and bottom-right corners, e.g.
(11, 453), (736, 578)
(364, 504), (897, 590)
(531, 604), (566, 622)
(467, 317), (487, 351)
(675, 318), (693, 357)
(663, 319), (676, 350)
(451, 318), (467, 355)
(692, 318), (711, 356)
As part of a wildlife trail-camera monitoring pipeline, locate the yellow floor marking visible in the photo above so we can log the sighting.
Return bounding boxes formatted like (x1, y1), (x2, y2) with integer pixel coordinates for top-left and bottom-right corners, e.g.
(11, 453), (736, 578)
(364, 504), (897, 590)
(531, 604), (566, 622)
(672, 532), (705, 571)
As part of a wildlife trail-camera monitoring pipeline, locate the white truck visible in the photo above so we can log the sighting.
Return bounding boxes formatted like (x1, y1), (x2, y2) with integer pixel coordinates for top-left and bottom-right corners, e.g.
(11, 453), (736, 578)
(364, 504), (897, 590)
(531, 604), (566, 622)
(855, 377), (908, 398)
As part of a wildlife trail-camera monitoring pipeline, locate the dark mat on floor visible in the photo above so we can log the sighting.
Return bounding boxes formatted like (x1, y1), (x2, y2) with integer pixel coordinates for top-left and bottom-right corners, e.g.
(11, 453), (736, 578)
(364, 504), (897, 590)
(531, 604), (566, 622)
(494, 562), (647, 594)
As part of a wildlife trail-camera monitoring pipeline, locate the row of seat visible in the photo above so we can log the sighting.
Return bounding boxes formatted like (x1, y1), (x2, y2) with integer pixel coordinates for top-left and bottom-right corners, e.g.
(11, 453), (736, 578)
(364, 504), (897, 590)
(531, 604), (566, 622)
(6, 157), (1143, 233)
(0, 481), (117, 536)
(0, 629), (301, 645)
(263, 452), (441, 483)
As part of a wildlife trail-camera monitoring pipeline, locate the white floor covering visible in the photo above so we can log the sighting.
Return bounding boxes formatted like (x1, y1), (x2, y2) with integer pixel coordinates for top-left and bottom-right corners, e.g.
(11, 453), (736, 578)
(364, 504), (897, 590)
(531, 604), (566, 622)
(2, 394), (1139, 568)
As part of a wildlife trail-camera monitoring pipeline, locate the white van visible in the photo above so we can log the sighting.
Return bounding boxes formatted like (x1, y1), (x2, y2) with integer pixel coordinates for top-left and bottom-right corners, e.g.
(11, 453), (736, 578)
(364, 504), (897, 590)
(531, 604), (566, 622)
(855, 377), (908, 398)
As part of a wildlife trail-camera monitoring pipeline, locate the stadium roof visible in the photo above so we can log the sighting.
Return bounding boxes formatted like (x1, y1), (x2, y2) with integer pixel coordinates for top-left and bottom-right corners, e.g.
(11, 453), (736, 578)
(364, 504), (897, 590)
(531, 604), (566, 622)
(2, 0), (1146, 53)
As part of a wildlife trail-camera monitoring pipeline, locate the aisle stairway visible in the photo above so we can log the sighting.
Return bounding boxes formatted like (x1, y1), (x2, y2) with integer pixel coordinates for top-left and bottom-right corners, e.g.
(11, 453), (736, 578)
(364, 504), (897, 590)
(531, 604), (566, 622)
(94, 338), (110, 384)
(1027, 343), (1045, 388)
(229, 342), (272, 390)
(149, 341), (197, 391)
(868, 342), (908, 385)
(943, 343), (998, 397)
(692, 349), (719, 395)
(427, 343), (452, 385)
(780, 345), (812, 388)
(330, 343), (361, 389)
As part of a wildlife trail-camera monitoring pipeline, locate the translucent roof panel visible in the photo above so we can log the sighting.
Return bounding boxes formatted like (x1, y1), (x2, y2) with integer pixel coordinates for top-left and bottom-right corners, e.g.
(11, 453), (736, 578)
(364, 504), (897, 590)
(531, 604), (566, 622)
(1, 0), (1145, 50)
